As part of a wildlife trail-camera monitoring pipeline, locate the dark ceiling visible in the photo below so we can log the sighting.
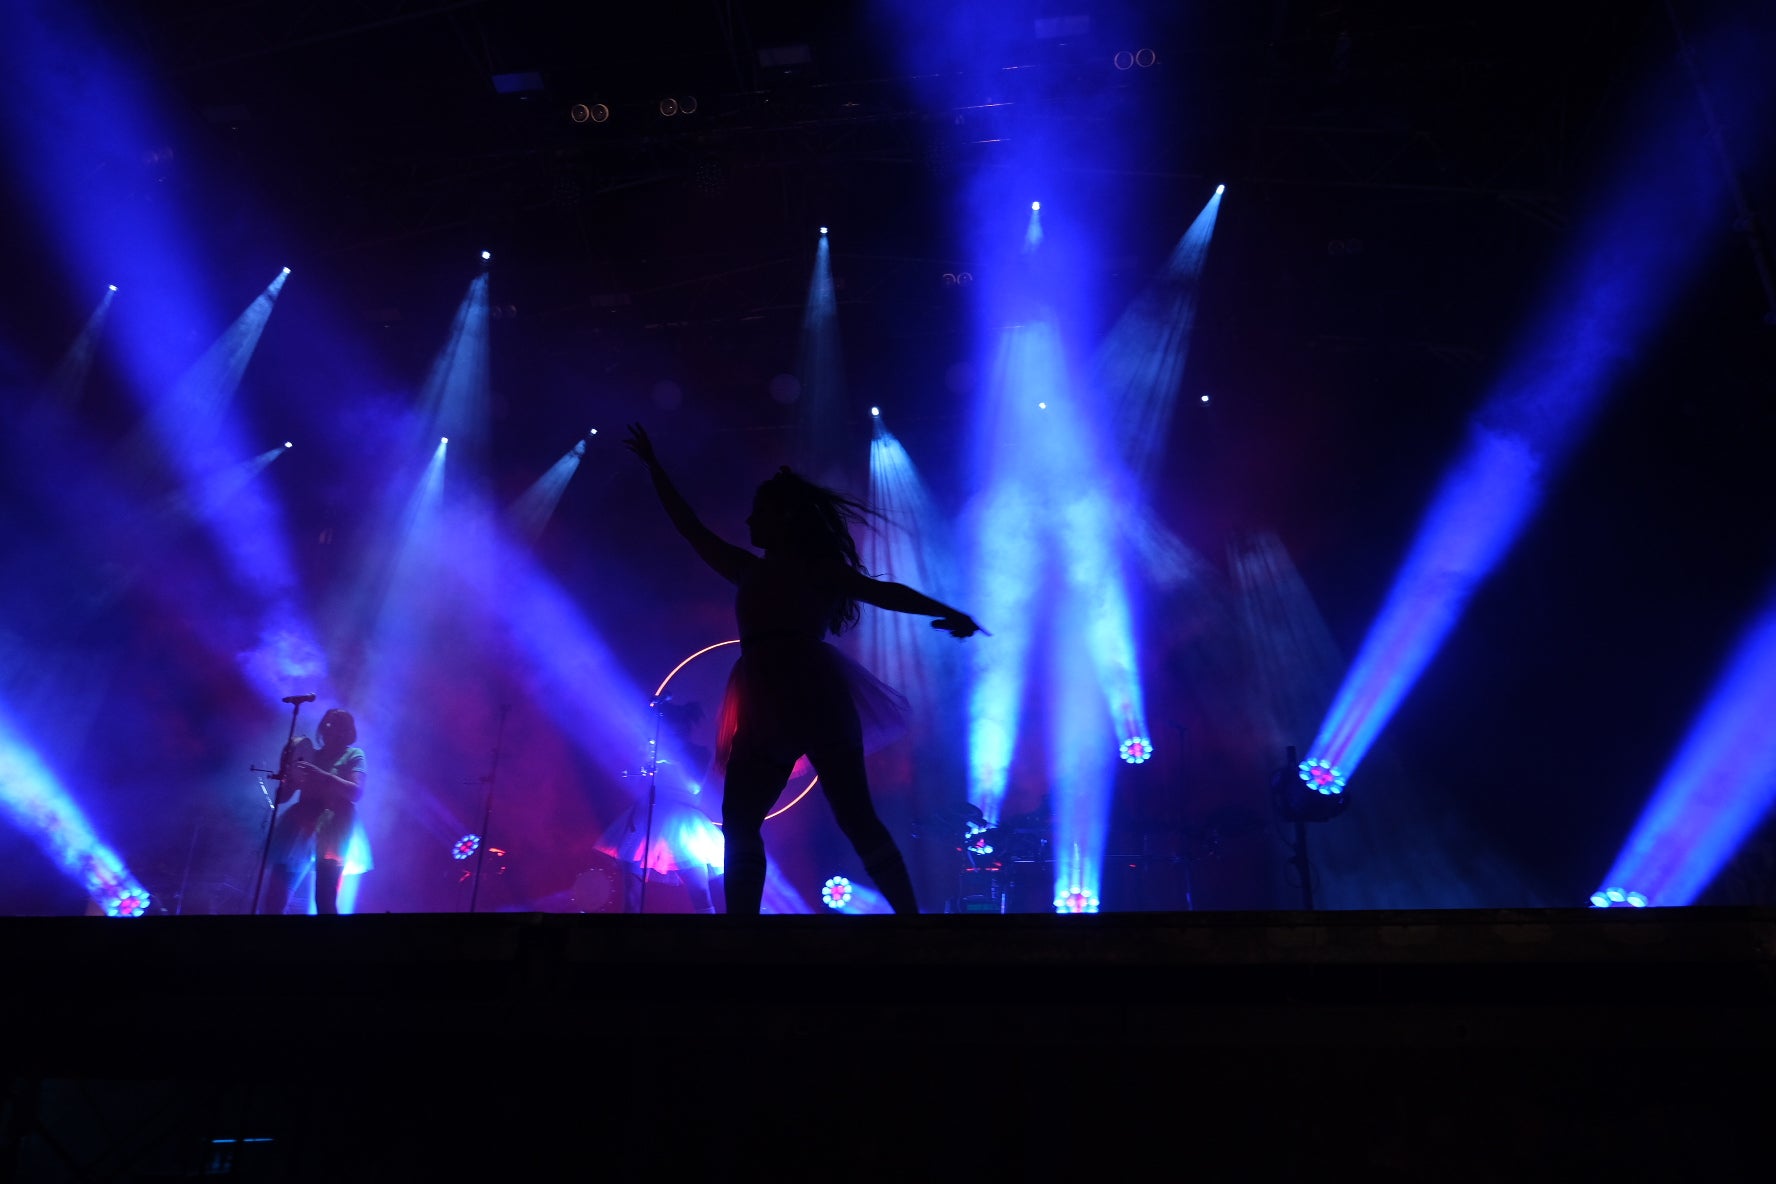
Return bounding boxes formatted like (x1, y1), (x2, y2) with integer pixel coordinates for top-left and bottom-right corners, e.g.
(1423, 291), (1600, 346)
(84, 0), (1681, 344)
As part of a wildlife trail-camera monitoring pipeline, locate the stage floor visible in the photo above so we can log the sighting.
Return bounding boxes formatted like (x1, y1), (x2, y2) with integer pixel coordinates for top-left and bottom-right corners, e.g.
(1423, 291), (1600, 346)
(4, 907), (1772, 1180)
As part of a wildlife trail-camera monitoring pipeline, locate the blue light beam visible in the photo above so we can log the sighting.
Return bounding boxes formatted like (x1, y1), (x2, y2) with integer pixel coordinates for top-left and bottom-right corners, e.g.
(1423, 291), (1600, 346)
(1308, 24), (1770, 783)
(507, 438), (586, 544)
(859, 417), (964, 742)
(124, 268), (289, 463)
(1598, 583), (1776, 906)
(0, 703), (151, 916)
(1089, 188), (1222, 484)
(42, 287), (116, 408)
(792, 230), (848, 484)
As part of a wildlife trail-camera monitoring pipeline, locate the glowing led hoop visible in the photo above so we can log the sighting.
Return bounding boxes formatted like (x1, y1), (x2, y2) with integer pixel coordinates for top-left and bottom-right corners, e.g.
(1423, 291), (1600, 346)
(1119, 736), (1152, 764)
(452, 834), (481, 860)
(655, 639), (818, 822)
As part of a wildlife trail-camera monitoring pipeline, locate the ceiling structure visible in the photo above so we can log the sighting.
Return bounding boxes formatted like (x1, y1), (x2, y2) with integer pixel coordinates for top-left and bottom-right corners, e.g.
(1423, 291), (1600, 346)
(92, 0), (1681, 360)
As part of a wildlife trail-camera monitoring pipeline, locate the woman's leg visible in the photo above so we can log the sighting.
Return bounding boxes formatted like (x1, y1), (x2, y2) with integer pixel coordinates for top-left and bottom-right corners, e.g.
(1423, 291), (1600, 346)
(808, 745), (919, 915)
(312, 805), (352, 915)
(314, 858), (344, 915)
(721, 749), (793, 915)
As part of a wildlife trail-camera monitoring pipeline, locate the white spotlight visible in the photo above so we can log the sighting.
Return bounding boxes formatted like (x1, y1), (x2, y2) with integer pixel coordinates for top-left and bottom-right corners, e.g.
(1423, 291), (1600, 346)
(870, 406), (880, 417)
(281, 266), (291, 274)
(1038, 401), (1048, 410)
(440, 436), (449, 444)
(819, 226), (828, 235)
(107, 284), (117, 292)
(284, 441), (294, 448)
(1200, 394), (1210, 403)
(480, 250), (492, 261)
(1031, 201), (1040, 211)
(1215, 183), (1225, 195)
(588, 427), (599, 436)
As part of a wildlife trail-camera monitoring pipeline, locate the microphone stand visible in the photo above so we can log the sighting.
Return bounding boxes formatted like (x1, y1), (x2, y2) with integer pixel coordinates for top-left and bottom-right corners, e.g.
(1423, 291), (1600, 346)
(468, 703), (511, 914)
(637, 697), (665, 913)
(250, 698), (308, 915)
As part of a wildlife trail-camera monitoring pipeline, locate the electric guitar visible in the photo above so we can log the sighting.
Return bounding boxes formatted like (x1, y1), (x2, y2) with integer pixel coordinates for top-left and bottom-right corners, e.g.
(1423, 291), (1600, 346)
(272, 736), (318, 806)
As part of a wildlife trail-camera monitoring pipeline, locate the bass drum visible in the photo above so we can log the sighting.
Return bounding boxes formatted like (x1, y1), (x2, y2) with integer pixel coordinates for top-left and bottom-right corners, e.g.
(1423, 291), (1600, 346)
(572, 851), (625, 914)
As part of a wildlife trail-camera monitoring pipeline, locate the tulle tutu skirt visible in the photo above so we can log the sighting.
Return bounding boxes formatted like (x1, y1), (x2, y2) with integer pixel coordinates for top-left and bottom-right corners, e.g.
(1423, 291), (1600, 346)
(595, 789), (724, 879)
(713, 636), (910, 772)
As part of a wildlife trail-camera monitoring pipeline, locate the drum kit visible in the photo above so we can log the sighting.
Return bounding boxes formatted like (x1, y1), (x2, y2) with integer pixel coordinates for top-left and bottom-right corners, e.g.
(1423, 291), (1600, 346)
(571, 850), (624, 913)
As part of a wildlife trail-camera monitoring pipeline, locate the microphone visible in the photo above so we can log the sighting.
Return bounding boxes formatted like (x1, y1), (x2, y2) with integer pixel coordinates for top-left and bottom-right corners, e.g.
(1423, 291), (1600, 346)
(281, 693), (317, 704)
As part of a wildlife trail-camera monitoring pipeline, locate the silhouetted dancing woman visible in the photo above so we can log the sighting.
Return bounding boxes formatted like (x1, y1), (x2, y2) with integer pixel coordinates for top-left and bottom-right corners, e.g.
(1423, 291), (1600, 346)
(623, 423), (985, 914)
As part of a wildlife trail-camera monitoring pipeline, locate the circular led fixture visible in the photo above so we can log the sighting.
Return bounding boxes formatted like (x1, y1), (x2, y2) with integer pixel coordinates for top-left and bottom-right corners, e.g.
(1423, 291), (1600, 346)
(1119, 736), (1153, 765)
(1054, 890), (1099, 914)
(1589, 887), (1648, 908)
(452, 834), (481, 861)
(1297, 758), (1346, 796)
(105, 888), (152, 918)
(822, 876), (853, 909)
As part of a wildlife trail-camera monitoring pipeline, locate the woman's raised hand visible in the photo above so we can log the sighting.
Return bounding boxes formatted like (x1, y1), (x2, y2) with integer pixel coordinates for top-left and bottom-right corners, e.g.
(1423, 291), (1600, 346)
(622, 422), (658, 467)
(931, 613), (987, 639)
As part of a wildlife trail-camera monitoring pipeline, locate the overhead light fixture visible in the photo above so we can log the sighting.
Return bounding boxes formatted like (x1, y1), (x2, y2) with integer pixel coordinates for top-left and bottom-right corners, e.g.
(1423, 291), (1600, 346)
(659, 97), (679, 117)
(570, 102), (610, 124)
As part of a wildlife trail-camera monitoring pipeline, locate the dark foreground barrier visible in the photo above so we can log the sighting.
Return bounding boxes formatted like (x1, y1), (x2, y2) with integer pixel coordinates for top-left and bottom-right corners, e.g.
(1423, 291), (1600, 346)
(3, 908), (1771, 1181)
